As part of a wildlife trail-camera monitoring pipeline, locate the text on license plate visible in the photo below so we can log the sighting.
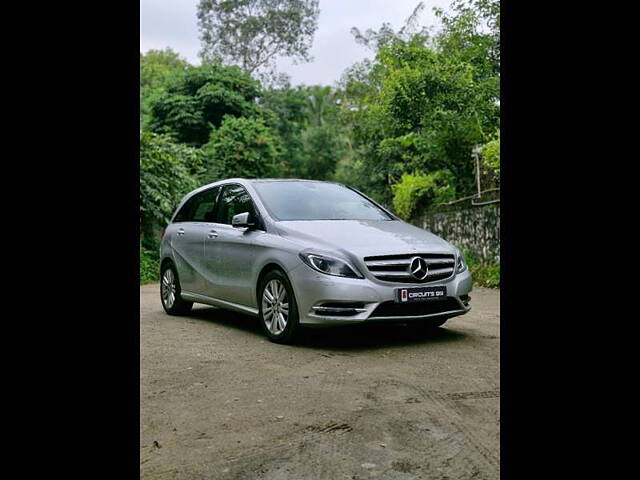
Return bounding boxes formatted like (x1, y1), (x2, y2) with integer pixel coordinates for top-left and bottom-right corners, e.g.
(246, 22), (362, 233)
(395, 286), (447, 303)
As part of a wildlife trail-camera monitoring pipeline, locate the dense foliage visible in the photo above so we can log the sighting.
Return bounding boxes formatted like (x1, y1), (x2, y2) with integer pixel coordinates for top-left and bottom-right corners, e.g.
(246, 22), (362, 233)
(392, 171), (456, 220)
(258, 84), (348, 179)
(148, 64), (262, 146)
(481, 130), (500, 176)
(140, 48), (189, 127)
(202, 115), (282, 181)
(139, 131), (203, 247)
(139, 0), (500, 285)
(460, 246), (500, 288)
(335, 0), (500, 207)
(140, 245), (160, 284)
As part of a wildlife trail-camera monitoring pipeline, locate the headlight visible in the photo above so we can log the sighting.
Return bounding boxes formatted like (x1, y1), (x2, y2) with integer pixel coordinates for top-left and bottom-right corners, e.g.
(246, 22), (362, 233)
(456, 253), (467, 273)
(298, 252), (363, 278)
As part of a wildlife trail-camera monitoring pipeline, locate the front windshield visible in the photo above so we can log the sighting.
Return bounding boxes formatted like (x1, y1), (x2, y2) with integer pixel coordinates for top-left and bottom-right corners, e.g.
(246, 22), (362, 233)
(253, 181), (393, 221)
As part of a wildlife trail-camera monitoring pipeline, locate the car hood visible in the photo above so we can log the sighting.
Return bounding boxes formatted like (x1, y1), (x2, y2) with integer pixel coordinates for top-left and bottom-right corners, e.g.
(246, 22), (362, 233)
(275, 220), (454, 259)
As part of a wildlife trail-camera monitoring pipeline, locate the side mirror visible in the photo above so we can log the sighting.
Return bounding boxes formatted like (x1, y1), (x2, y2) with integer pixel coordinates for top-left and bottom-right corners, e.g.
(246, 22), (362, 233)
(232, 211), (256, 229)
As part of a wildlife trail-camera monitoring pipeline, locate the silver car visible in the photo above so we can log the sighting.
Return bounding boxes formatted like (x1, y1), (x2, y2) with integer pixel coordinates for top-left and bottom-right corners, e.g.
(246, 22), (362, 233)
(160, 179), (472, 343)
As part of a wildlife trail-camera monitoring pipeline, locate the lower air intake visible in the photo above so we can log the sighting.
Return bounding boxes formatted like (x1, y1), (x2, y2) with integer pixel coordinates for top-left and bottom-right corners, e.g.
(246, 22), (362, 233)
(370, 298), (462, 318)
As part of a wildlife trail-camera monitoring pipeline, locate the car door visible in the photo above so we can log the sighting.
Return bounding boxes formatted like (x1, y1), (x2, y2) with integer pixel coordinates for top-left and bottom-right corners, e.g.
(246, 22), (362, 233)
(202, 184), (264, 307)
(169, 187), (220, 295)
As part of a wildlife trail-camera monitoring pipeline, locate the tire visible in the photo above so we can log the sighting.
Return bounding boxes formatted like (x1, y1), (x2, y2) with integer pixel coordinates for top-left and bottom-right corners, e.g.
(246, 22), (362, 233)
(160, 261), (193, 315)
(258, 269), (300, 344)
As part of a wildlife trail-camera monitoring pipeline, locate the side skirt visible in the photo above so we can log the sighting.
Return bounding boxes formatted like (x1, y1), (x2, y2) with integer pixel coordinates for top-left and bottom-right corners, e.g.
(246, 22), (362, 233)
(181, 291), (259, 317)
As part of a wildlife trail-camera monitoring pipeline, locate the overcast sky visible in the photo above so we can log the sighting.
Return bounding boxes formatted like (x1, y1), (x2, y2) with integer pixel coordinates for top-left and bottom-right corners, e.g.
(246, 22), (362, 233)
(140, 0), (453, 86)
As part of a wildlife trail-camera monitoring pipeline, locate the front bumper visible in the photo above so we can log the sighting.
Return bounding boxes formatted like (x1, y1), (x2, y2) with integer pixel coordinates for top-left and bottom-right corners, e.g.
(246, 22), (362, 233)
(287, 263), (473, 326)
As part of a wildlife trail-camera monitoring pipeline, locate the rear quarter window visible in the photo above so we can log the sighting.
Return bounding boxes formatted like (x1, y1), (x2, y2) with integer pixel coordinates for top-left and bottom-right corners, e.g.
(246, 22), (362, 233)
(173, 187), (220, 223)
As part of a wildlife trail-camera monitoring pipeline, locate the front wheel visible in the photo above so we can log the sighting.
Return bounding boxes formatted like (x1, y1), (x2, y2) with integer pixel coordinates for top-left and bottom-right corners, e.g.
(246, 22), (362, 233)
(259, 269), (300, 344)
(160, 262), (193, 315)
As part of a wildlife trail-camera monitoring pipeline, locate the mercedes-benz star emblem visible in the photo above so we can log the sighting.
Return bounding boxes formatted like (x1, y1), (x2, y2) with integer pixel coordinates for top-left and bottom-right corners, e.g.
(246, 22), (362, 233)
(409, 256), (429, 280)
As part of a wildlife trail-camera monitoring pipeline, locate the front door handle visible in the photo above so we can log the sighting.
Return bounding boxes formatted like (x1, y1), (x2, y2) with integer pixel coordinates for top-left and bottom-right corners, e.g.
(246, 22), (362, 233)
(208, 229), (218, 239)
(177, 228), (185, 236)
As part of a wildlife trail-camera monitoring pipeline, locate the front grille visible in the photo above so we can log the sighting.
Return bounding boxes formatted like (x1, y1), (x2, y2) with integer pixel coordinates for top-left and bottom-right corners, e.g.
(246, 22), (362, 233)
(370, 298), (462, 318)
(364, 253), (455, 284)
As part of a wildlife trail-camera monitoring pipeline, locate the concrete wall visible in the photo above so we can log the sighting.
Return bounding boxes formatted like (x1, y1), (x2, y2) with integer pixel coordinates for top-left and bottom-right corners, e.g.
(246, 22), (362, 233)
(412, 204), (500, 262)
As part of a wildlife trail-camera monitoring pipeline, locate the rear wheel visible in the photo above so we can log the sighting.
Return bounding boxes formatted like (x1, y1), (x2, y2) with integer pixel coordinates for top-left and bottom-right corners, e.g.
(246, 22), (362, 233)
(160, 262), (193, 315)
(259, 269), (300, 344)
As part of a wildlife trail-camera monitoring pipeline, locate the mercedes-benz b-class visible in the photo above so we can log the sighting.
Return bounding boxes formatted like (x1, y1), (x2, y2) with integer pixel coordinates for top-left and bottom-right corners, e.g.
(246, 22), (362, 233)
(160, 179), (472, 343)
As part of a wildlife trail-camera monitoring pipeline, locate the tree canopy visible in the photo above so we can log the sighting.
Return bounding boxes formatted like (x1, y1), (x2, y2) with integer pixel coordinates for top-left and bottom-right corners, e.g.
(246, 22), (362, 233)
(140, 48), (190, 126)
(202, 115), (282, 182)
(197, 0), (320, 81)
(147, 64), (262, 147)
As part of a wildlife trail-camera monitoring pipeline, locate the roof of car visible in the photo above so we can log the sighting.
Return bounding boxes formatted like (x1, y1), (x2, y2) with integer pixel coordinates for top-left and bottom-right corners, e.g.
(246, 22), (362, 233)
(249, 178), (333, 183)
(187, 178), (340, 197)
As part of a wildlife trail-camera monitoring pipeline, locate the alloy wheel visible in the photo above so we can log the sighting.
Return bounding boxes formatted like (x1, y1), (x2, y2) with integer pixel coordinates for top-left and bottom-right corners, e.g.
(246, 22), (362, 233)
(161, 268), (176, 309)
(262, 279), (289, 335)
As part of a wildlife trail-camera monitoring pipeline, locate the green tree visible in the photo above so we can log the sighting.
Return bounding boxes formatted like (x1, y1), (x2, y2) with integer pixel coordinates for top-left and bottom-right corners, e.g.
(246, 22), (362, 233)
(350, 2), (431, 51)
(259, 85), (309, 177)
(147, 64), (262, 147)
(335, 0), (499, 207)
(259, 84), (350, 180)
(306, 85), (337, 127)
(140, 48), (189, 92)
(140, 131), (203, 247)
(301, 124), (348, 180)
(197, 0), (320, 79)
(140, 48), (189, 126)
(201, 115), (282, 182)
(300, 85), (347, 179)
(435, 0), (500, 74)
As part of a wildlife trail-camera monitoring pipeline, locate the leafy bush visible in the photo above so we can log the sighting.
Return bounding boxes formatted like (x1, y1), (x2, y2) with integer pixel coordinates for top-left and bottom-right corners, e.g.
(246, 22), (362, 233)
(460, 247), (500, 288)
(392, 170), (456, 219)
(481, 131), (500, 176)
(140, 244), (160, 284)
(470, 262), (500, 288)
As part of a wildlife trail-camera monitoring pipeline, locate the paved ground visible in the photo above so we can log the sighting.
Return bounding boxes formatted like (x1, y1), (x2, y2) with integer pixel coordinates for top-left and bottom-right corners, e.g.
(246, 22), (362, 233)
(141, 284), (500, 479)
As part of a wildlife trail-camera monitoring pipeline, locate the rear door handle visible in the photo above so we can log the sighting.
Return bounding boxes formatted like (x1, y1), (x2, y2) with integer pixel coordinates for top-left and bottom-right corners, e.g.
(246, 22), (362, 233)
(177, 228), (185, 236)
(208, 229), (218, 239)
